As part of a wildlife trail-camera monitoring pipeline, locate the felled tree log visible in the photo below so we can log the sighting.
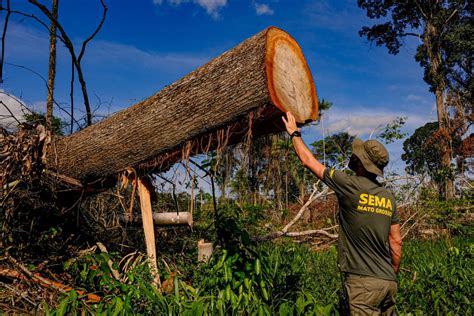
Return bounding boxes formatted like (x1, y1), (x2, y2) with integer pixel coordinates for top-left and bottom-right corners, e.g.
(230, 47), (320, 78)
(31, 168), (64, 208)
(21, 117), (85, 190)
(48, 27), (318, 183)
(154, 211), (193, 226)
(119, 211), (193, 226)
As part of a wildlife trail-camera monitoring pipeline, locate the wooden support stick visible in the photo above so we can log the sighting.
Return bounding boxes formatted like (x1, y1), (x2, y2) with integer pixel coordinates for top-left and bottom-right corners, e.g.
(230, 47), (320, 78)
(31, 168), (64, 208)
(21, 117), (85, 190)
(137, 177), (161, 287)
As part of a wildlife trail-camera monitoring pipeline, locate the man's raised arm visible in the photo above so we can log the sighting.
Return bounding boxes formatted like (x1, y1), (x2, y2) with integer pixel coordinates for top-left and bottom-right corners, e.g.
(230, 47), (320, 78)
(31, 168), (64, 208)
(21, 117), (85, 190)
(282, 112), (326, 179)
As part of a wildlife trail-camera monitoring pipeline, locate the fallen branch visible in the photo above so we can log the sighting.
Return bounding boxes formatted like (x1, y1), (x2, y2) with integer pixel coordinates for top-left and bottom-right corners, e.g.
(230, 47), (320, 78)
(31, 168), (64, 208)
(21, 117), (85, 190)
(281, 182), (327, 234)
(43, 170), (83, 188)
(400, 268), (417, 282)
(0, 280), (37, 308)
(458, 176), (474, 189)
(255, 225), (338, 241)
(255, 183), (334, 241)
(401, 213), (428, 240)
(285, 228), (338, 238)
(0, 267), (26, 280)
(96, 242), (120, 281)
(7, 255), (101, 302)
(400, 209), (420, 231)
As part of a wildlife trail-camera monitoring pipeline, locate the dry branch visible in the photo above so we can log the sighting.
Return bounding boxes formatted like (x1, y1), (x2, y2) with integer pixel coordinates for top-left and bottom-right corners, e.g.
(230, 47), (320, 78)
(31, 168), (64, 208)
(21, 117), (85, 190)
(285, 228), (338, 239)
(281, 182), (327, 233)
(28, 0), (108, 126)
(96, 242), (121, 281)
(255, 183), (337, 241)
(6, 255), (101, 302)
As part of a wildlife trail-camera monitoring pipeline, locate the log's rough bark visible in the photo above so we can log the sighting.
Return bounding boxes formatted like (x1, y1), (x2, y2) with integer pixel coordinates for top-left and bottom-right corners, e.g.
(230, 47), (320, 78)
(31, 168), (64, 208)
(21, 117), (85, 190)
(48, 27), (318, 182)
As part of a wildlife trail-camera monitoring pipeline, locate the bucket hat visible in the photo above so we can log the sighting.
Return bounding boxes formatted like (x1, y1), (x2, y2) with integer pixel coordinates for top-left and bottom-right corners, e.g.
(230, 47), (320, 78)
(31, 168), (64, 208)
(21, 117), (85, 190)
(352, 138), (389, 177)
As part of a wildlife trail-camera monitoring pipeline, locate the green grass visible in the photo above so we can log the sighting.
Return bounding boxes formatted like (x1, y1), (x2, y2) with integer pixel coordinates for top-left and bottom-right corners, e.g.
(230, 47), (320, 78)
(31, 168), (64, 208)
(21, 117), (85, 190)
(397, 239), (473, 315)
(49, 236), (472, 315)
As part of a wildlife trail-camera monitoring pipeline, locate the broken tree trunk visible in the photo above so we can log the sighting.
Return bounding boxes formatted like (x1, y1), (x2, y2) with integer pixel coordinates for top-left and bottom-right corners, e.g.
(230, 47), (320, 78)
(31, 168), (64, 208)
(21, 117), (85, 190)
(47, 27), (318, 183)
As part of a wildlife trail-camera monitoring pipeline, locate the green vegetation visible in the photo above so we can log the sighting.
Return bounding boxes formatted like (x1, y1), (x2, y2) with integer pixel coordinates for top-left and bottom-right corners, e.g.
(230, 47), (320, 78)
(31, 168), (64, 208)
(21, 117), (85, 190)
(23, 112), (66, 135)
(48, 205), (472, 315)
(397, 239), (473, 315)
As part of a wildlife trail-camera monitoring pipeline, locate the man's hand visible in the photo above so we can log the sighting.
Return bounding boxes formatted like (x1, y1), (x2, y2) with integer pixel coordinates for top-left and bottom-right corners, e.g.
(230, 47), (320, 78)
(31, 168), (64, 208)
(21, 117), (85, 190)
(281, 111), (326, 179)
(282, 111), (300, 136)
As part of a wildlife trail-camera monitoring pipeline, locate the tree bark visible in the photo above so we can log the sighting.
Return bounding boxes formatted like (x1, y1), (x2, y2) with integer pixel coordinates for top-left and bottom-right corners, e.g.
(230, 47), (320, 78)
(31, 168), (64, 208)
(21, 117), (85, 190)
(48, 27), (318, 183)
(425, 21), (453, 200)
(46, 0), (58, 131)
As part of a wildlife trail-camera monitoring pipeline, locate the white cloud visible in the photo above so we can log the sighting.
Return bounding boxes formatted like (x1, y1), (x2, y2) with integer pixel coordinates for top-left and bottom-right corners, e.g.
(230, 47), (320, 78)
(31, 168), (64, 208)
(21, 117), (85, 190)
(152, 0), (227, 19)
(196, 0), (227, 18)
(406, 94), (424, 102)
(255, 3), (274, 15)
(5, 22), (50, 62)
(325, 113), (397, 136)
(307, 107), (434, 173)
(0, 92), (28, 130)
(318, 108), (430, 137)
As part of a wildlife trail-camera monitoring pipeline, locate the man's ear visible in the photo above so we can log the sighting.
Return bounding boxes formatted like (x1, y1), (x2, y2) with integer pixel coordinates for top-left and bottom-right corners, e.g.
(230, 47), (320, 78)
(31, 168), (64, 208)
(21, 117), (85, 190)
(348, 154), (357, 172)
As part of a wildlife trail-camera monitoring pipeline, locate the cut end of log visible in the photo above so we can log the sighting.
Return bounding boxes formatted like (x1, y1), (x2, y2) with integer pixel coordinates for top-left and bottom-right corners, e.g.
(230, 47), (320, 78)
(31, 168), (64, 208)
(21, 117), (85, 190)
(265, 27), (318, 123)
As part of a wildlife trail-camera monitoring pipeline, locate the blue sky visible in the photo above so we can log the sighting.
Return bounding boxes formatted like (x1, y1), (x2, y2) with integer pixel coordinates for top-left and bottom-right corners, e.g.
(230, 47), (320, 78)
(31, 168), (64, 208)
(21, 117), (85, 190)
(1, 0), (438, 174)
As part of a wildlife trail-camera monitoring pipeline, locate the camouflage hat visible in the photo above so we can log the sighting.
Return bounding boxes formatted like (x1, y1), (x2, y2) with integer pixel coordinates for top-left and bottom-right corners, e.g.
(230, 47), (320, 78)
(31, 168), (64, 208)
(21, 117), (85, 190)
(352, 138), (389, 177)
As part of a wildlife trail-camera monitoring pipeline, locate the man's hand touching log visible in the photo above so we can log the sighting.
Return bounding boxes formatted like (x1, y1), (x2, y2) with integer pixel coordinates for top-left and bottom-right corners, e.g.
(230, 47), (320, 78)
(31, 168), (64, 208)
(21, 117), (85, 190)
(282, 111), (300, 135)
(282, 112), (326, 179)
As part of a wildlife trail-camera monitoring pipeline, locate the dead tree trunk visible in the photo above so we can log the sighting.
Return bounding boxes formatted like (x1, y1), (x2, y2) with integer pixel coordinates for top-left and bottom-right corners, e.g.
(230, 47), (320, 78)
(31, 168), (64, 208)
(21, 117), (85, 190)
(48, 27), (318, 183)
(46, 0), (58, 131)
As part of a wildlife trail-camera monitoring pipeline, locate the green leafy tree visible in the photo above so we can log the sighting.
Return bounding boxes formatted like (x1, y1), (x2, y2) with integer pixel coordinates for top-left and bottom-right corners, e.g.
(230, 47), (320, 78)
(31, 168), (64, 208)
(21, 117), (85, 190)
(24, 112), (65, 135)
(402, 122), (441, 177)
(358, 0), (472, 199)
(376, 116), (408, 144)
(311, 132), (355, 168)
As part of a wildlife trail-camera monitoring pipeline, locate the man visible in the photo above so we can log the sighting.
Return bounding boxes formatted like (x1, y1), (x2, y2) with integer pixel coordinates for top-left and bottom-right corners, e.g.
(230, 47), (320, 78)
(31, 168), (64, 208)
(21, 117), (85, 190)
(282, 112), (402, 315)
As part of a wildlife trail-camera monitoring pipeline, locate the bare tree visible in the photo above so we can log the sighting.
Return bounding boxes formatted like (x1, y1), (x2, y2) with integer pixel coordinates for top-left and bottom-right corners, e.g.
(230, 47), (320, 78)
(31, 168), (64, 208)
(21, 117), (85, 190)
(0, 0), (11, 84)
(45, 0), (58, 131)
(0, 0), (107, 129)
(28, 0), (108, 127)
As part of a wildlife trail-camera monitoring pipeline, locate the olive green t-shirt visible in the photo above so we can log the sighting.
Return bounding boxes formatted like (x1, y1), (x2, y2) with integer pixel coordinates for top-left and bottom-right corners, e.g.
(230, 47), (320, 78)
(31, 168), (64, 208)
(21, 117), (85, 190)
(323, 168), (400, 281)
